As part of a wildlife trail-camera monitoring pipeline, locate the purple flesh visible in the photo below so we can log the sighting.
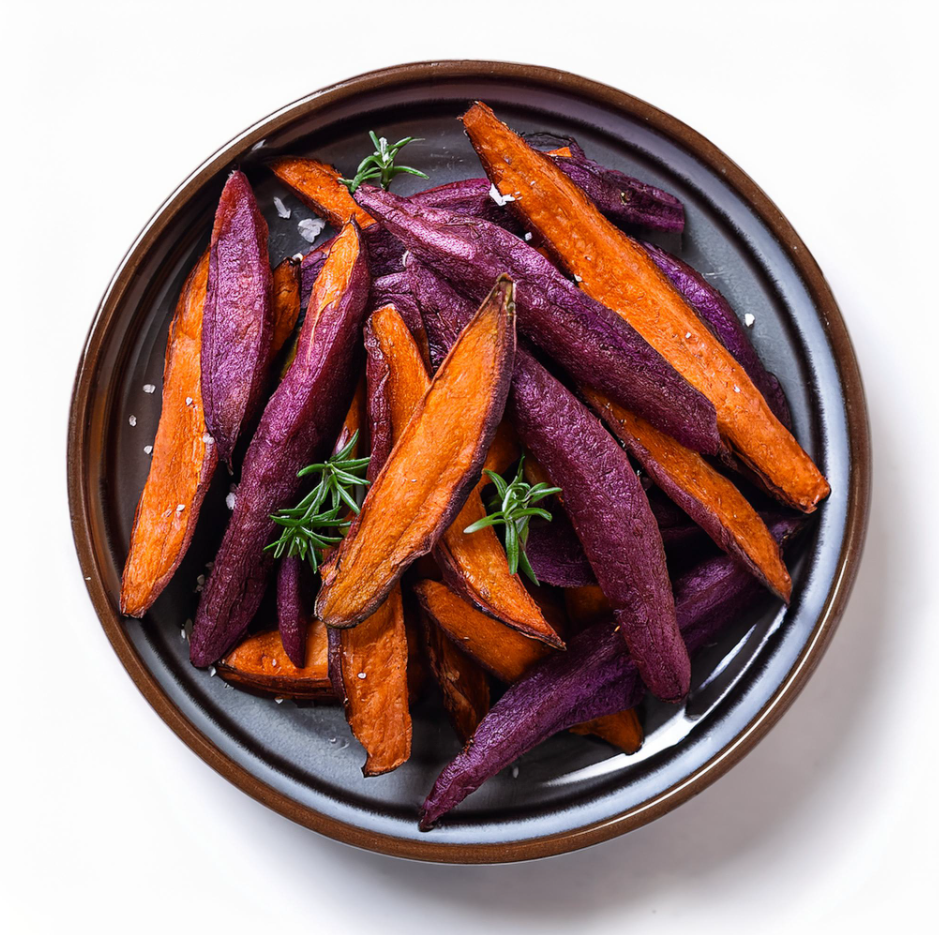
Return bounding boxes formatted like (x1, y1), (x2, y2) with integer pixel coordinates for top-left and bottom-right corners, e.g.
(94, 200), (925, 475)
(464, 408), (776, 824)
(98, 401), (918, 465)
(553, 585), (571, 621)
(276, 555), (307, 668)
(358, 188), (720, 455)
(190, 225), (370, 666)
(420, 515), (804, 828)
(642, 242), (791, 428)
(202, 171), (274, 467)
(510, 349), (689, 702)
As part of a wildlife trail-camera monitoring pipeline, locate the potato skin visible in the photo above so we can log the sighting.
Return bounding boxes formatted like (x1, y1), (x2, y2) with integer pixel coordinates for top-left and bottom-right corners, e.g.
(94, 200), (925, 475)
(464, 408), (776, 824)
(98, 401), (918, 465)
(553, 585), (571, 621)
(190, 222), (369, 667)
(202, 171), (274, 467)
(510, 350), (689, 703)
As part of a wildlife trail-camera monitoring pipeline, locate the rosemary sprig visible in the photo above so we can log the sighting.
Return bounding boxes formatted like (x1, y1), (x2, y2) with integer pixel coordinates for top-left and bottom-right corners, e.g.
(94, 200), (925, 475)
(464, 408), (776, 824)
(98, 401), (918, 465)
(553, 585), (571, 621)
(463, 456), (562, 585)
(265, 431), (370, 573)
(338, 131), (428, 194)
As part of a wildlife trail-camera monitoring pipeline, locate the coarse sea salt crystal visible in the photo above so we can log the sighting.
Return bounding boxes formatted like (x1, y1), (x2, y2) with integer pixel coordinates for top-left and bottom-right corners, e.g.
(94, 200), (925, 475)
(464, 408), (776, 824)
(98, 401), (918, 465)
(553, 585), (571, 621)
(733, 385), (741, 393)
(128, 415), (137, 427)
(250, 139), (266, 152)
(225, 491), (237, 510)
(143, 384), (156, 394)
(511, 765), (519, 779)
(144, 445), (153, 455)
(573, 274), (583, 283)
(208, 665), (217, 677)
(523, 232), (533, 242)
(744, 313), (755, 327)
(176, 503), (185, 513)
(298, 217), (326, 242)
(273, 196), (291, 219)
(685, 332), (692, 339)
(488, 184), (515, 206)
(185, 397), (193, 406)
(357, 672), (367, 680)
(202, 433), (214, 445)
(275, 697), (285, 704)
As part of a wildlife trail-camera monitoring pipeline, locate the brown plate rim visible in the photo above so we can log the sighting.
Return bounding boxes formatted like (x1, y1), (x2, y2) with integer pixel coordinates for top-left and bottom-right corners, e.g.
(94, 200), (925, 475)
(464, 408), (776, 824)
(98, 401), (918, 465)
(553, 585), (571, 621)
(67, 59), (871, 864)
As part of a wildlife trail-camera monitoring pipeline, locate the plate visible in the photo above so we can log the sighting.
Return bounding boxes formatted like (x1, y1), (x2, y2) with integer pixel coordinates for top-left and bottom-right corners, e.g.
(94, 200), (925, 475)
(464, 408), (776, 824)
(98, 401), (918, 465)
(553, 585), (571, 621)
(68, 61), (870, 863)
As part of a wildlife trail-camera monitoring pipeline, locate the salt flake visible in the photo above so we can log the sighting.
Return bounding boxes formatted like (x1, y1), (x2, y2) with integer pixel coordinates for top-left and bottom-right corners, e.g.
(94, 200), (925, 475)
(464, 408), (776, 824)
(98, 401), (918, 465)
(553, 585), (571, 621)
(357, 672), (367, 680)
(225, 491), (237, 510)
(143, 384), (156, 394)
(273, 196), (291, 219)
(208, 665), (217, 677)
(298, 217), (327, 242)
(744, 313), (755, 327)
(488, 184), (515, 206)
(128, 415), (137, 427)
(523, 232), (533, 242)
(144, 445), (153, 455)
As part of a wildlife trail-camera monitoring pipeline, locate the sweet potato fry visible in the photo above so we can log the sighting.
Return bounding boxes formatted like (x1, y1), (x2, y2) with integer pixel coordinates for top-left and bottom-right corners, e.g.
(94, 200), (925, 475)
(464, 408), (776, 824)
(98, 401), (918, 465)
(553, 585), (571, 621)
(563, 584), (613, 631)
(328, 586), (411, 775)
(202, 171), (274, 466)
(121, 253), (216, 617)
(511, 350), (689, 702)
(270, 256), (302, 359)
(463, 102), (829, 512)
(268, 156), (376, 229)
(368, 292), (559, 646)
(276, 555), (308, 667)
(570, 710), (644, 754)
(190, 222), (369, 666)
(414, 579), (551, 682)
(585, 389), (792, 601)
(316, 278), (517, 629)
(420, 609), (490, 743)
(216, 622), (333, 700)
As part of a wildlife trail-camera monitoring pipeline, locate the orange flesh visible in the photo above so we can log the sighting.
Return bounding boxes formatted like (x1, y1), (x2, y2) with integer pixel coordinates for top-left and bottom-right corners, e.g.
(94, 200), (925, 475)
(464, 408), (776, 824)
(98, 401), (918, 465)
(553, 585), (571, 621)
(571, 710), (644, 754)
(270, 257), (302, 357)
(268, 156), (375, 229)
(217, 621), (332, 699)
(416, 579), (642, 751)
(120, 252), (217, 616)
(316, 283), (516, 627)
(414, 580), (550, 682)
(585, 389), (792, 601)
(368, 305), (560, 647)
(334, 585), (412, 775)
(463, 102), (829, 513)
(422, 613), (490, 742)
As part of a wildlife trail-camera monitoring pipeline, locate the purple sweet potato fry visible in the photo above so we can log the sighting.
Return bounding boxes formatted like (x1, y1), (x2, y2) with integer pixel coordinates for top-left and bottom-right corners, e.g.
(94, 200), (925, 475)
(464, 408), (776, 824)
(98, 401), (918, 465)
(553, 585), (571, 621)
(420, 515), (804, 828)
(190, 222), (370, 666)
(551, 152), (685, 233)
(276, 554), (308, 668)
(369, 271), (428, 364)
(359, 188), (720, 454)
(509, 349), (689, 702)
(642, 242), (791, 428)
(201, 171), (274, 467)
(525, 513), (596, 588)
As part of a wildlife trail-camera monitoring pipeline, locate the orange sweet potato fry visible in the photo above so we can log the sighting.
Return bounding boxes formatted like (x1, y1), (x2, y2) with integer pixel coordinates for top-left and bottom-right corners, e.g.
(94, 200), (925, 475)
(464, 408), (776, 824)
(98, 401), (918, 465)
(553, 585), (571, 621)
(570, 710), (643, 754)
(463, 102), (830, 513)
(585, 389), (792, 600)
(121, 252), (217, 617)
(415, 579), (640, 751)
(362, 303), (560, 647)
(316, 280), (517, 628)
(268, 156), (375, 230)
(330, 586), (411, 775)
(414, 579), (550, 682)
(216, 621), (333, 700)
(421, 609), (490, 742)
(270, 256), (302, 358)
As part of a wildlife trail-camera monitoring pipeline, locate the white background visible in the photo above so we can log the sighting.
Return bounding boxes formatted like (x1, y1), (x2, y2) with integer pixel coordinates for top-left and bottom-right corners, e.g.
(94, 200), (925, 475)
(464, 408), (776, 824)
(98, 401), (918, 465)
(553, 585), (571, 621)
(2, 2), (936, 932)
